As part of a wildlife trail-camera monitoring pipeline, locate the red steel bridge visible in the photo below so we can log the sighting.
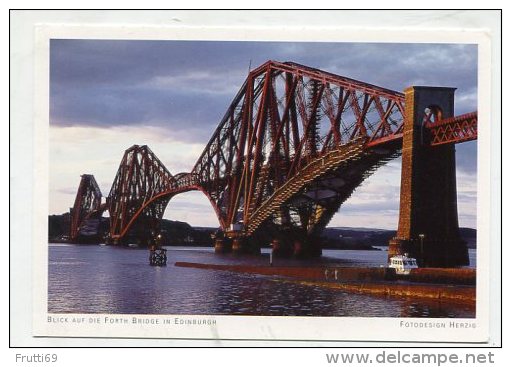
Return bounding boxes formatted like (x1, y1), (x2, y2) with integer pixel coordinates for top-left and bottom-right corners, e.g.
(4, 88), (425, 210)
(69, 61), (477, 267)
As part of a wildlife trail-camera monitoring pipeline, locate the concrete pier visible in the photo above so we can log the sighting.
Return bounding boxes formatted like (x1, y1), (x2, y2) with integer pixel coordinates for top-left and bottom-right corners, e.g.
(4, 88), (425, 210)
(214, 238), (231, 253)
(389, 87), (469, 267)
(271, 238), (293, 258)
(231, 237), (260, 255)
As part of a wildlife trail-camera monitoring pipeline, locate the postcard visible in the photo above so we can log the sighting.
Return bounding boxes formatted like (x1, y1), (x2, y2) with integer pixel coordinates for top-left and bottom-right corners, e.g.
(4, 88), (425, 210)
(20, 14), (497, 343)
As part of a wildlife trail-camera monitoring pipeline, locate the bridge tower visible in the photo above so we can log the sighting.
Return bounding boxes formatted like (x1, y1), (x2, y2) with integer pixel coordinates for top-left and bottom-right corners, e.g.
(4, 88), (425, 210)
(389, 86), (469, 267)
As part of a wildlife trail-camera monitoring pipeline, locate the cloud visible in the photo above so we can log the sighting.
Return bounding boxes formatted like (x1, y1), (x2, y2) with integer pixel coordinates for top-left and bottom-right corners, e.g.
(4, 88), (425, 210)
(327, 161), (401, 229)
(164, 192), (220, 227)
(455, 141), (477, 174)
(455, 167), (477, 229)
(50, 41), (478, 136)
(145, 69), (244, 96)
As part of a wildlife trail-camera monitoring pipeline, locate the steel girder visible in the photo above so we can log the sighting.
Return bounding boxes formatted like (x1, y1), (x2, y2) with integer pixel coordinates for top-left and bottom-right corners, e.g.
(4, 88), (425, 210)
(426, 111), (478, 146)
(107, 145), (179, 241)
(190, 60), (407, 235)
(69, 174), (103, 240)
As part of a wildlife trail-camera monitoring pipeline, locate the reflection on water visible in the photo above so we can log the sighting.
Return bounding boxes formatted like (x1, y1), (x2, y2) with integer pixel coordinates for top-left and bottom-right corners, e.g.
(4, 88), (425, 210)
(48, 245), (475, 318)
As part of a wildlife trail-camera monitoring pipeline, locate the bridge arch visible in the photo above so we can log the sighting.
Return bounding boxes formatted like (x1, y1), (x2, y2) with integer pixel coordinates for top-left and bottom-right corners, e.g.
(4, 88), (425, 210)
(110, 184), (226, 242)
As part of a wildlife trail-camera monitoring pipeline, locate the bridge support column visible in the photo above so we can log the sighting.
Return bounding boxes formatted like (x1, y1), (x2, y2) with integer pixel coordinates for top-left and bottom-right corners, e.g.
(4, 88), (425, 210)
(293, 238), (322, 258)
(232, 237), (260, 254)
(389, 86), (469, 267)
(214, 238), (231, 254)
(271, 238), (293, 258)
(293, 239), (304, 257)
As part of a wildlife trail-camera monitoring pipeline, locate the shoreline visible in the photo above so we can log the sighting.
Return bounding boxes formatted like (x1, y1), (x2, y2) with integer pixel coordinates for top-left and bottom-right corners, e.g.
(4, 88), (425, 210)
(49, 241), (384, 251)
(175, 262), (476, 306)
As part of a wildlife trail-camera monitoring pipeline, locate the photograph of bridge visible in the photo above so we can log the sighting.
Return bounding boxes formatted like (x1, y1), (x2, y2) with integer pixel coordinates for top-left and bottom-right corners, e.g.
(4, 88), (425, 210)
(47, 39), (478, 322)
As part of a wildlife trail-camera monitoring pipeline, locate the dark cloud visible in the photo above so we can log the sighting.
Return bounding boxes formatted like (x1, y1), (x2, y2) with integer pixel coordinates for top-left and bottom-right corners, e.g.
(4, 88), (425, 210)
(455, 141), (477, 174)
(51, 83), (227, 141)
(50, 40), (478, 147)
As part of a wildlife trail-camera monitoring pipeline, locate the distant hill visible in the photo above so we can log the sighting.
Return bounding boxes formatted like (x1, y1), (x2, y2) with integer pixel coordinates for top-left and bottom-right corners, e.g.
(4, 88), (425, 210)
(159, 219), (215, 246)
(48, 213), (216, 246)
(321, 227), (395, 250)
(322, 227), (477, 249)
(48, 213), (476, 249)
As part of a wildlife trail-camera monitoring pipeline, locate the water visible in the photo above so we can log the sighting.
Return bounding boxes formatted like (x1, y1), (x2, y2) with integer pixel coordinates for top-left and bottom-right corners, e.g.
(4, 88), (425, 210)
(48, 244), (476, 318)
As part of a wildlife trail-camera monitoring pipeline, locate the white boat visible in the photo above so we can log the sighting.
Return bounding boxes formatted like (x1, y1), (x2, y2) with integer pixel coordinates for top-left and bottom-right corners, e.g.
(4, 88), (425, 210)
(388, 254), (418, 275)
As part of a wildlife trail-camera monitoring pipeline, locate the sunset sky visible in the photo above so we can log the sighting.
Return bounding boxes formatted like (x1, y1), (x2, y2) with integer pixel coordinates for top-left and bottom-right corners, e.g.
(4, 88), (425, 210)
(49, 40), (478, 229)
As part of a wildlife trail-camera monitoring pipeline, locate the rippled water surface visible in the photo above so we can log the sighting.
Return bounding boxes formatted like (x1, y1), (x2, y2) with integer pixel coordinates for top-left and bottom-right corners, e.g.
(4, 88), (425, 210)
(48, 244), (475, 318)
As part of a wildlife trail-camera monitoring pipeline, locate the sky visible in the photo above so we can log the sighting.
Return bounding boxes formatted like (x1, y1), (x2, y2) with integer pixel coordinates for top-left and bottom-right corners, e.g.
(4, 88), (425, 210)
(49, 39), (478, 230)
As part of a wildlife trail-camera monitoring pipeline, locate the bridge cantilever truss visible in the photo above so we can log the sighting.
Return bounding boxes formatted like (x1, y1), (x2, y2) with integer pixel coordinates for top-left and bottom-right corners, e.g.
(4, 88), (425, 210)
(188, 61), (407, 236)
(69, 174), (104, 241)
(69, 60), (477, 245)
(107, 145), (179, 241)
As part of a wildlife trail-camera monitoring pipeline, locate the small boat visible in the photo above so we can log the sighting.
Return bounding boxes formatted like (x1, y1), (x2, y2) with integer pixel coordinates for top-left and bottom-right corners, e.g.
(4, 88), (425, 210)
(127, 243), (139, 248)
(388, 254), (418, 275)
